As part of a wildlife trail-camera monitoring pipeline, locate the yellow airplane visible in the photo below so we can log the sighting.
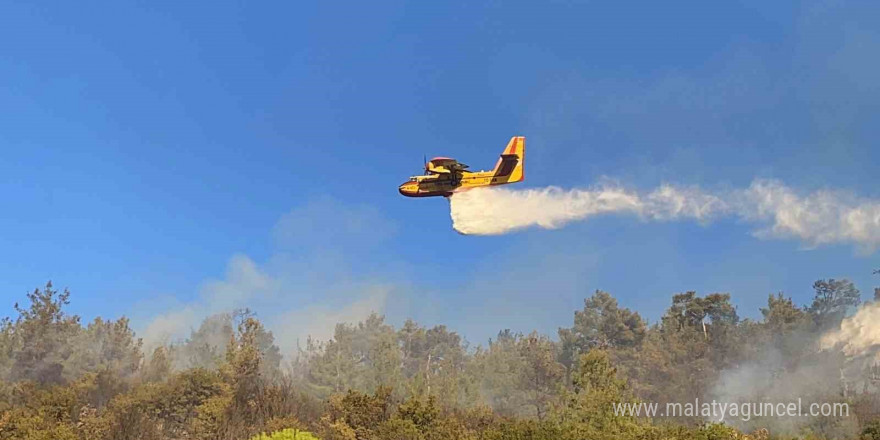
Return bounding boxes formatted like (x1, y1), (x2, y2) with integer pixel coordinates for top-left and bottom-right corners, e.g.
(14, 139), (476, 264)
(398, 136), (525, 198)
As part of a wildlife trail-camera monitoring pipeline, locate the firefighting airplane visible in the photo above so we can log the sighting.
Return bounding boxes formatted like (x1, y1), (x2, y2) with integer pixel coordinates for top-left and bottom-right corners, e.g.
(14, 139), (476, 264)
(398, 136), (525, 198)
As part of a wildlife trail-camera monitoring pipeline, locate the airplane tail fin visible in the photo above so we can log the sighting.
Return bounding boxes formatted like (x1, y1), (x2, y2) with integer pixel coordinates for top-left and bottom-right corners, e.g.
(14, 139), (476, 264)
(492, 136), (525, 183)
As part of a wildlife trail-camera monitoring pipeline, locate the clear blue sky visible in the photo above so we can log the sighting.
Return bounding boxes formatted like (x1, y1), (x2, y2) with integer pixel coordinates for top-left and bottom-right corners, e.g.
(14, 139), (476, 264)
(1, 1), (878, 345)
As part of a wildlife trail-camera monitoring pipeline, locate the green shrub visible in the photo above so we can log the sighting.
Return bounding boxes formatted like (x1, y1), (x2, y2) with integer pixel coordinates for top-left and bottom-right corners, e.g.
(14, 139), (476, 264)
(250, 428), (321, 440)
(863, 420), (880, 440)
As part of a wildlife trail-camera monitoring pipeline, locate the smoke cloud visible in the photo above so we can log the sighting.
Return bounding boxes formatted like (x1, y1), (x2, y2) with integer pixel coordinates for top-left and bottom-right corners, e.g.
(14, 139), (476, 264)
(134, 197), (401, 360)
(449, 179), (880, 252)
(820, 302), (880, 360)
(708, 299), (880, 436)
(709, 347), (853, 436)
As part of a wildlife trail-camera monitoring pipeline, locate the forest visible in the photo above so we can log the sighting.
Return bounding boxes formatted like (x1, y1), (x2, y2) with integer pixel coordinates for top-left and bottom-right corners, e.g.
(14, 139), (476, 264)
(1, 277), (879, 440)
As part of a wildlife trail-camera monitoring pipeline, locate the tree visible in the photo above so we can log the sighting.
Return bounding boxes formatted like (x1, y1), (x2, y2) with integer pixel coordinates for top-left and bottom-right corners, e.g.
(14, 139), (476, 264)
(305, 324), (360, 396)
(549, 350), (647, 440)
(754, 292), (812, 372)
(474, 330), (527, 417)
(416, 324), (472, 406)
(143, 346), (172, 383)
(8, 282), (82, 384)
(517, 332), (565, 420)
(305, 314), (404, 397)
(358, 314), (402, 393)
(173, 311), (281, 378)
(225, 317), (264, 406)
(0, 315), (13, 381)
(761, 293), (808, 333)
(558, 290), (646, 367)
(616, 292), (743, 406)
(808, 279), (860, 328)
(397, 319), (427, 379)
(64, 317), (143, 382)
(176, 313), (235, 370)
(662, 291), (738, 332)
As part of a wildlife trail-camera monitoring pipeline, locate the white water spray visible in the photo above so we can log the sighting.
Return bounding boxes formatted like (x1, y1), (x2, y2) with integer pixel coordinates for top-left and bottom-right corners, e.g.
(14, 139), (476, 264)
(450, 179), (880, 251)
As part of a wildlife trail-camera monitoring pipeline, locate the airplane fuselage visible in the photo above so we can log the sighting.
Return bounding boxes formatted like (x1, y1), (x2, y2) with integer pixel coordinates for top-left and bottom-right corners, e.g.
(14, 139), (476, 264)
(398, 136), (525, 198)
(398, 170), (516, 197)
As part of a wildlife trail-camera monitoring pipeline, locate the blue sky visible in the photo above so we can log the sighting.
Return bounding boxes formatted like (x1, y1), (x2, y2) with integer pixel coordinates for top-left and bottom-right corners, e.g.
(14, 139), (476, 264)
(1, 1), (878, 347)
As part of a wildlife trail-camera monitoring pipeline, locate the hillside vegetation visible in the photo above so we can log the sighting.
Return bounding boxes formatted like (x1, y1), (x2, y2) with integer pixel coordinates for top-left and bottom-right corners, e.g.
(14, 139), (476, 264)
(1, 280), (879, 439)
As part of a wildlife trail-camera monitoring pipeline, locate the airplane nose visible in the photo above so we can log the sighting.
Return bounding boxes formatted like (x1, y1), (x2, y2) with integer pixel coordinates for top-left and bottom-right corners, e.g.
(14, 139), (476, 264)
(398, 182), (417, 196)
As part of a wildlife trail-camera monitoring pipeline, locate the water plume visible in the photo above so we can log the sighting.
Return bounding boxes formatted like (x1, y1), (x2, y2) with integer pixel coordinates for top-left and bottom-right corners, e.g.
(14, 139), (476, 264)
(449, 179), (880, 252)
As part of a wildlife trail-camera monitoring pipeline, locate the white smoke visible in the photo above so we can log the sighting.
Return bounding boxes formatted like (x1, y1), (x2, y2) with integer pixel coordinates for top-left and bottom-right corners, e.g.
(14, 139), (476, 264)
(449, 179), (880, 251)
(135, 197), (400, 359)
(269, 287), (389, 355)
(820, 302), (880, 360)
(139, 254), (280, 350)
(708, 301), (880, 436)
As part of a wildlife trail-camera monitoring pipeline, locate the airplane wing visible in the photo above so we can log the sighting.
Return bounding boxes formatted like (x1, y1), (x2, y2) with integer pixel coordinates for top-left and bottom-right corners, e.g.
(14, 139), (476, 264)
(427, 158), (469, 174)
